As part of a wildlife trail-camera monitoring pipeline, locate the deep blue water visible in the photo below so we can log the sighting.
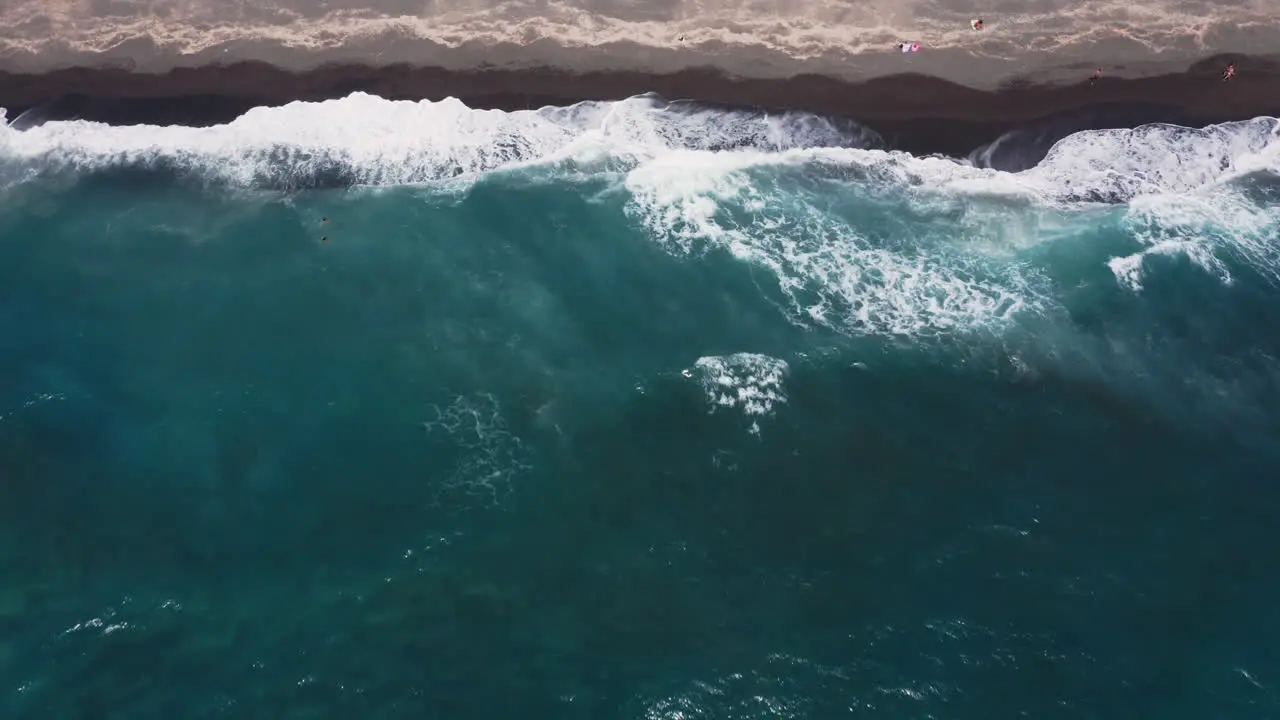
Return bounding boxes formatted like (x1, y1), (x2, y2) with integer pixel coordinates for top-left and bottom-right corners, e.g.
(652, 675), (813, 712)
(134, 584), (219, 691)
(2, 94), (1280, 718)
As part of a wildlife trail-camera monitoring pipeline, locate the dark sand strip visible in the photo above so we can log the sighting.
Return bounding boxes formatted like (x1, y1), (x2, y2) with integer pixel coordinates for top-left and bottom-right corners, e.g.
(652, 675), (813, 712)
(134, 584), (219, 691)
(2, 57), (1278, 159)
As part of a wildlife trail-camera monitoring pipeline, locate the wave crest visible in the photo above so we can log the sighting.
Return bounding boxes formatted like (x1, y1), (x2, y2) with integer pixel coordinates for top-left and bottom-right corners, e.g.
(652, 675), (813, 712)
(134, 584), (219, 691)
(1026, 117), (1280, 203)
(0, 93), (882, 190)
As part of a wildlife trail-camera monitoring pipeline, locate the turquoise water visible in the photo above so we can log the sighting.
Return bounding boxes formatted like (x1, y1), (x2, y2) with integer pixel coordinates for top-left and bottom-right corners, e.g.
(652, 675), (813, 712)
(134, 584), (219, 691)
(3, 94), (1280, 718)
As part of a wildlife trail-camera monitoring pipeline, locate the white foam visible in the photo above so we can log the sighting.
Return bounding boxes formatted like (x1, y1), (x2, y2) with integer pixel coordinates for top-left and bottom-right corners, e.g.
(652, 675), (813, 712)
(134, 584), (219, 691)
(1023, 118), (1280, 203)
(1107, 251), (1150, 293)
(0, 93), (880, 189)
(3, 0), (1269, 73)
(625, 149), (1045, 336)
(3, 94), (1277, 203)
(685, 353), (788, 435)
(0, 391), (66, 423)
(1109, 188), (1280, 291)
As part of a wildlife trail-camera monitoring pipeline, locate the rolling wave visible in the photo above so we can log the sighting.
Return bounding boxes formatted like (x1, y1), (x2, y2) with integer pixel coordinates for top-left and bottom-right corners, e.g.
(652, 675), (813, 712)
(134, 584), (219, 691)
(2, 92), (1275, 201)
(2, 91), (1278, 340)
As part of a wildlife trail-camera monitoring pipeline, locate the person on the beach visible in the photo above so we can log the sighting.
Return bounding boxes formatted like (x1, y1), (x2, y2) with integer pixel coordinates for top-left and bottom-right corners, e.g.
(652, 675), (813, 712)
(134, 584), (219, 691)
(1090, 67), (1102, 86)
(1223, 62), (1235, 81)
(971, 18), (984, 30)
(898, 42), (921, 53)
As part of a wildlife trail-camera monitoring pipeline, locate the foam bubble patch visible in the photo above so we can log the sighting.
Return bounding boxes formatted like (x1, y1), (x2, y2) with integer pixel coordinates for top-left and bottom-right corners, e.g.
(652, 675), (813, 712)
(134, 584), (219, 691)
(685, 353), (789, 435)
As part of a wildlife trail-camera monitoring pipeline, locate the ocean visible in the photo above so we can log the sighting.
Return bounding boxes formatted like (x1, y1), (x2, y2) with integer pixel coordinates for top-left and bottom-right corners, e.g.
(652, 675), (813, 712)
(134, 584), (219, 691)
(2, 92), (1279, 718)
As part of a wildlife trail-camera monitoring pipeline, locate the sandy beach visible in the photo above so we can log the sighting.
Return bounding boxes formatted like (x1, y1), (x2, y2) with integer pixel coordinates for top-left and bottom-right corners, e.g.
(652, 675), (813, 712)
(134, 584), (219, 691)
(3, 0), (1280, 155)
(5, 0), (1280, 83)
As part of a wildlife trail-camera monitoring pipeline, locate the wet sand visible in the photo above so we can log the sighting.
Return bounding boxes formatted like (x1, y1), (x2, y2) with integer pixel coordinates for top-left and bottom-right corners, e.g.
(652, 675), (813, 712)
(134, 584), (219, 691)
(2, 0), (1280, 156)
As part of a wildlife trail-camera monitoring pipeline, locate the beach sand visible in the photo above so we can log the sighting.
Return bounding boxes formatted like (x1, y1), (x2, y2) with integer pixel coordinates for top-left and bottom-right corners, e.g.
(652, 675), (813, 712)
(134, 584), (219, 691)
(2, 0), (1280, 155)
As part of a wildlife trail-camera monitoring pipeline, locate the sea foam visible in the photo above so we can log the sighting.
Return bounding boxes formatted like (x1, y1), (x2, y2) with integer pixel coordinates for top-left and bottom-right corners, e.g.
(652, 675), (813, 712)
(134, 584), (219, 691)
(685, 353), (789, 436)
(2, 93), (1276, 201)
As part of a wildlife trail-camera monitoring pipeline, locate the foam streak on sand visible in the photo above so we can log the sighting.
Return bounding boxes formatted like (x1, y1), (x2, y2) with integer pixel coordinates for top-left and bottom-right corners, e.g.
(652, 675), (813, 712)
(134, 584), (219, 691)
(2, 0), (1279, 81)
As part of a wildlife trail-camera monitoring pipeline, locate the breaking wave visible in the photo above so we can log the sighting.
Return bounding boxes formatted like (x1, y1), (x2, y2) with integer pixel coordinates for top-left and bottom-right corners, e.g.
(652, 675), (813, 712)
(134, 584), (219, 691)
(2, 93), (1276, 202)
(0, 93), (884, 190)
(2, 92), (1278, 339)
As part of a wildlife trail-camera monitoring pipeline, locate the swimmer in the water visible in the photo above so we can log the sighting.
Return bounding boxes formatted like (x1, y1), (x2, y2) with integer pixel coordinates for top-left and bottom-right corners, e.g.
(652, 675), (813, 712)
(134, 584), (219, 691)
(971, 18), (984, 30)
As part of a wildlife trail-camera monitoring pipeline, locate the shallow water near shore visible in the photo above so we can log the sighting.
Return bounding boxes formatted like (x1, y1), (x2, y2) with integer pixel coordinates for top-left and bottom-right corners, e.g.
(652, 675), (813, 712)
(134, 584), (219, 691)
(2, 94), (1280, 718)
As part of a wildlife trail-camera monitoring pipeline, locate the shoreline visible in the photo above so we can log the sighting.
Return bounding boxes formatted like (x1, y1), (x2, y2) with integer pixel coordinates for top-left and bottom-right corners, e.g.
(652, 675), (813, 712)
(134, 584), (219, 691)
(2, 56), (1280, 160)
